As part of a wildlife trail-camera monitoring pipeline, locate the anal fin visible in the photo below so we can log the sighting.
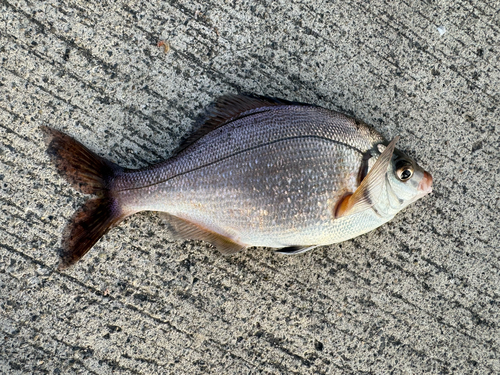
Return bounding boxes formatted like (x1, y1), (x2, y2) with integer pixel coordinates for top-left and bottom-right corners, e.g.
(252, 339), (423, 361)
(160, 213), (246, 255)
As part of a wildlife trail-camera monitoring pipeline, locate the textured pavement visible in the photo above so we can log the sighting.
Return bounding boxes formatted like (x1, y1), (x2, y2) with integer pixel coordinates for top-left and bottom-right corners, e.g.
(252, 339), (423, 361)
(1, 0), (499, 374)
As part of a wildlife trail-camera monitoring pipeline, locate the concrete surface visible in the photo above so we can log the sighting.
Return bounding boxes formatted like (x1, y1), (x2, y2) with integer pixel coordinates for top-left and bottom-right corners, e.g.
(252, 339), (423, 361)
(1, 0), (499, 374)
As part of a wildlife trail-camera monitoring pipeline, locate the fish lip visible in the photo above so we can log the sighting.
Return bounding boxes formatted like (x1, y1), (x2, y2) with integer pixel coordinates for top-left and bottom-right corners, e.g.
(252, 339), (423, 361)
(418, 171), (433, 195)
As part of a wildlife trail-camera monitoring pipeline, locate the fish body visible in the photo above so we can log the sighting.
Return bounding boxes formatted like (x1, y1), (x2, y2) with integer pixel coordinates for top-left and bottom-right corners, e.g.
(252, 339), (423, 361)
(43, 95), (432, 269)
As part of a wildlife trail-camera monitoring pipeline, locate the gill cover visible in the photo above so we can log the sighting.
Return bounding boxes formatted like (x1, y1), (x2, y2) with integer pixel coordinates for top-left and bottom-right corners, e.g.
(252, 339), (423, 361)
(334, 136), (399, 219)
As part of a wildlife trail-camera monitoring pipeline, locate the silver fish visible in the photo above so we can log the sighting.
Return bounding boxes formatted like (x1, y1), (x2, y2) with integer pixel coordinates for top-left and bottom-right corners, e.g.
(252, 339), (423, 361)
(42, 95), (433, 269)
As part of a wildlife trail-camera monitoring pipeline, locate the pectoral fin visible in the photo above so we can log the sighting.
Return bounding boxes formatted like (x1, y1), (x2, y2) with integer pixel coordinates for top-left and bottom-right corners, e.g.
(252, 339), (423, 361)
(334, 136), (399, 219)
(160, 213), (246, 255)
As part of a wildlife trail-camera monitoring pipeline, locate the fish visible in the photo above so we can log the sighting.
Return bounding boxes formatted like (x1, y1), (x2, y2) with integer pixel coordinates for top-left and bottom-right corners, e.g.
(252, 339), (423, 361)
(42, 94), (433, 270)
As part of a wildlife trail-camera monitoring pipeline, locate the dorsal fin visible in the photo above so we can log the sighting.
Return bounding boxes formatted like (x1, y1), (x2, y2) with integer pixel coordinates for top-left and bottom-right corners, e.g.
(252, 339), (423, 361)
(175, 94), (314, 153)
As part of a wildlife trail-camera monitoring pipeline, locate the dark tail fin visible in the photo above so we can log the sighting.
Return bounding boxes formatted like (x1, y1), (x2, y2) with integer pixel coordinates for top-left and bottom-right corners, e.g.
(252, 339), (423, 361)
(41, 126), (128, 270)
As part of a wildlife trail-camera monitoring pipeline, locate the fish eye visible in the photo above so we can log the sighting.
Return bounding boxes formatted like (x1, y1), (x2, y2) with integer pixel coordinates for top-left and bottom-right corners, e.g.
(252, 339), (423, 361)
(395, 160), (414, 181)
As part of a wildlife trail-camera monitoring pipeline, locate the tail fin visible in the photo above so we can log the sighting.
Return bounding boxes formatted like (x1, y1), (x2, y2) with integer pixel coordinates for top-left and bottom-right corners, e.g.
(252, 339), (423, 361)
(41, 126), (128, 270)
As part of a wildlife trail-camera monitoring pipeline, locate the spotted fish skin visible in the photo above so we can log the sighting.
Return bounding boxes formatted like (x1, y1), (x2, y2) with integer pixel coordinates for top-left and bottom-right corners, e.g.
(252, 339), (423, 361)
(43, 95), (432, 269)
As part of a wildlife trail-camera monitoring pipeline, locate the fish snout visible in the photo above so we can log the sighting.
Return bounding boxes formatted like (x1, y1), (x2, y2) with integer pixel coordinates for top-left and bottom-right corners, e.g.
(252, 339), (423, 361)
(418, 171), (433, 195)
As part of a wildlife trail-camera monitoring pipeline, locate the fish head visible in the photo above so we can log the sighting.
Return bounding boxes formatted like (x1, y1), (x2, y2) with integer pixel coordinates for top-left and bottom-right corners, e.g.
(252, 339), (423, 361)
(383, 148), (433, 213)
(335, 138), (433, 220)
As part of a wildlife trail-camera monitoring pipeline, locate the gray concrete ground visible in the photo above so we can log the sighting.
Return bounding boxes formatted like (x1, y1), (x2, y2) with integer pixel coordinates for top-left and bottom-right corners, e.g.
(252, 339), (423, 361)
(1, 0), (499, 374)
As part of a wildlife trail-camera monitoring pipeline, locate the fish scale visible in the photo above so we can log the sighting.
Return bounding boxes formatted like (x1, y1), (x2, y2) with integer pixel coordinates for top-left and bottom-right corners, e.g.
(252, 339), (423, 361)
(114, 107), (394, 247)
(114, 106), (379, 192)
(42, 94), (432, 269)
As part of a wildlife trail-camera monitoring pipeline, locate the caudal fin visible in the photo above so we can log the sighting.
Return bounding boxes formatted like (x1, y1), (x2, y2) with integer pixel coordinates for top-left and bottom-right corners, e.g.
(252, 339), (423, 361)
(41, 126), (128, 270)
(59, 197), (124, 270)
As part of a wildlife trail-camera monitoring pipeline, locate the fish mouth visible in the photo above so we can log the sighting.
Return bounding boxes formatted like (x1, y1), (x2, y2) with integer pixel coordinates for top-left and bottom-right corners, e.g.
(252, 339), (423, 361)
(417, 171), (433, 195)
